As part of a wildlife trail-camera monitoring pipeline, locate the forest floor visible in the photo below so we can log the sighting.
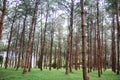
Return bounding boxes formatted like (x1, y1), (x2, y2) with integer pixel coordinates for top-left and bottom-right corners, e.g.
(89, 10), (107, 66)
(0, 68), (120, 80)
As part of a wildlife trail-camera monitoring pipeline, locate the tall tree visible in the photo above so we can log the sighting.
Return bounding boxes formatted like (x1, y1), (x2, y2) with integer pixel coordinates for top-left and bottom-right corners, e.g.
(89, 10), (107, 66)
(28, 17), (36, 72)
(49, 22), (54, 71)
(21, 11), (27, 68)
(0, 0), (7, 39)
(111, 14), (116, 72)
(104, 32), (107, 71)
(97, 0), (101, 77)
(57, 26), (62, 69)
(16, 11), (28, 70)
(5, 12), (16, 69)
(75, 32), (79, 70)
(81, 0), (88, 80)
(88, 19), (93, 73)
(38, 3), (49, 71)
(65, 36), (69, 74)
(68, 0), (74, 73)
(14, 20), (20, 68)
(93, 21), (97, 70)
(22, 0), (38, 74)
(115, 0), (120, 75)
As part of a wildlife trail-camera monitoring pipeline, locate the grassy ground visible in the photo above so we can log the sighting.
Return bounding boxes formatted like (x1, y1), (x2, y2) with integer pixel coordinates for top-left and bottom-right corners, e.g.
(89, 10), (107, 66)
(0, 68), (120, 80)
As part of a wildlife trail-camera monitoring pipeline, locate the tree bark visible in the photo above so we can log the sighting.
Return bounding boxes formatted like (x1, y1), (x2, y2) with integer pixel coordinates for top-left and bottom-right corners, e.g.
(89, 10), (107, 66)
(89, 20), (93, 72)
(49, 26), (54, 71)
(111, 14), (116, 72)
(68, 0), (74, 73)
(87, 21), (90, 73)
(65, 36), (69, 74)
(14, 20), (20, 68)
(115, 0), (120, 75)
(16, 12), (27, 70)
(38, 5), (49, 70)
(57, 38), (61, 69)
(101, 17), (104, 74)
(81, 0), (88, 80)
(23, 0), (38, 74)
(5, 13), (16, 69)
(97, 0), (101, 77)
(54, 46), (57, 69)
(93, 22), (97, 70)
(75, 33), (79, 70)
(28, 16), (36, 72)
(21, 11), (27, 68)
(0, 0), (7, 39)
(104, 33), (107, 71)
(37, 9), (43, 68)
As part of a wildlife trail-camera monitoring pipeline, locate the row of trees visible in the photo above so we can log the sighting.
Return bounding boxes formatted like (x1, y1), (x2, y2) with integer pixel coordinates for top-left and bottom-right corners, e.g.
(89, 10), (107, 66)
(0, 0), (120, 80)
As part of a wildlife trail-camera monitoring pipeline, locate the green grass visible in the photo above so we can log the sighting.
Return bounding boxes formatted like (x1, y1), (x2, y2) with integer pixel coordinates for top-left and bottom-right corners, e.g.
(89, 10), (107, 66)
(0, 68), (120, 80)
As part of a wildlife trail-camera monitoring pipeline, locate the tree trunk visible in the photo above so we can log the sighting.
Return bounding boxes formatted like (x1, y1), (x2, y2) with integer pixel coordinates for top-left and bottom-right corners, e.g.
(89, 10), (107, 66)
(89, 20), (93, 72)
(68, 0), (74, 73)
(88, 20), (93, 73)
(36, 34), (40, 68)
(75, 33), (79, 70)
(44, 49), (47, 69)
(14, 21), (20, 68)
(16, 18), (26, 70)
(93, 22), (97, 70)
(65, 36), (69, 74)
(97, 0), (101, 77)
(104, 33), (107, 71)
(23, 0), (38, 74)
(39, 6), (48, 71)
(54, 46), (57, 69)
(87, 21), (90, 73)
(81, 0), (88, 80)
(28, 17), (36, 72)
(49, 26), (54, 71)
(101, 17), (104, 74)
(115, 0), (120, 75)
(0, 0), (7, 39)
(57, 40), (61, 69)
(37, 10), (43, 68)
(111, 14), (116, 72)
(21, 11), (27, 68)
(10, 46), (14, 67)
(5, 13), (16, 69)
